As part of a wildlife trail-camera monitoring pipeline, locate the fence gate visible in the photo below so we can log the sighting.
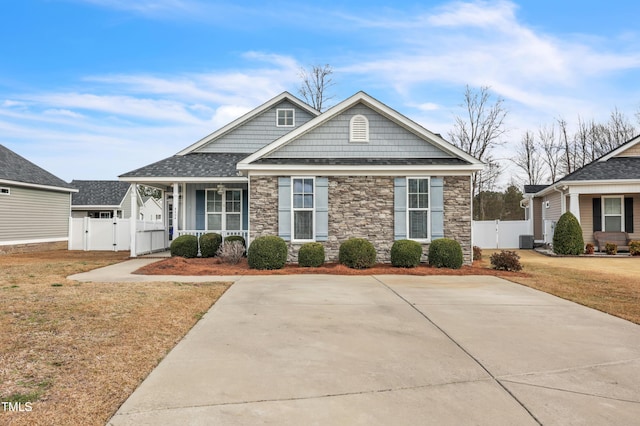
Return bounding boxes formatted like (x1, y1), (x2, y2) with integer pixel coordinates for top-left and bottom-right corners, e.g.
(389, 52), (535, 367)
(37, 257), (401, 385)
(472, 220), (531, 249)
(69, 218), (166, 254)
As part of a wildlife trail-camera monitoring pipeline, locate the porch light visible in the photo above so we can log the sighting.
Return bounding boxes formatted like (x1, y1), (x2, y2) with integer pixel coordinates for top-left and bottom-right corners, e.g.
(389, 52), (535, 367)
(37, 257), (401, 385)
(216, 184), (226, 195)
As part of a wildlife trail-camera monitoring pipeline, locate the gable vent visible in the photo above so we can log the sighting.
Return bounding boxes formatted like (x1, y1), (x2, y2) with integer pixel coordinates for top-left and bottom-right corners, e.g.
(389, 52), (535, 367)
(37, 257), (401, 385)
(350, 114), (369, 142)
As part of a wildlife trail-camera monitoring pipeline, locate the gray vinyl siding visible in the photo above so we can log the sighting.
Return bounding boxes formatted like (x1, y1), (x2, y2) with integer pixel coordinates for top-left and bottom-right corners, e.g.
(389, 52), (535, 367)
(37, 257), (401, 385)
(122, 188), (133, 218)
(194, 101), (316, 154)
(267, 104), (453, 159)
(184, 183), (248, 230)
(0, 185), (70, 242)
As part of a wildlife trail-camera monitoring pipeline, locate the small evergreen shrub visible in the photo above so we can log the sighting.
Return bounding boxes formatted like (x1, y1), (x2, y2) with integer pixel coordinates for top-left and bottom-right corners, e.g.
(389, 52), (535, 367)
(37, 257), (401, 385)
(247, 236), (288, 270)
(298, 242), (325, 267)
(585, 243), (595, 255)
(338, 238), (376, 269)
(605, 243), (618, 255)
(216, 241), (245, 264)
(199, 233), (222, 258)
(170, 235), (198, 258)
(490, 250), (522, 271)
(473, 245), (483, 261)
(390, 239), (423, 268)
(553, 212), (584, 255)
(630, 240), (640, 256)
(428, 238), (463, 269)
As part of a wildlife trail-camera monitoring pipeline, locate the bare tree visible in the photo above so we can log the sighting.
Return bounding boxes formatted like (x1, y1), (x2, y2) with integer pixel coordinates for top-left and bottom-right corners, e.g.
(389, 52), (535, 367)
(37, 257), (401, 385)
(298, 64), (335, 112)
(512, 130), (544, 185)
(448, 85), (508, 197)
(538, 124), (560, 183)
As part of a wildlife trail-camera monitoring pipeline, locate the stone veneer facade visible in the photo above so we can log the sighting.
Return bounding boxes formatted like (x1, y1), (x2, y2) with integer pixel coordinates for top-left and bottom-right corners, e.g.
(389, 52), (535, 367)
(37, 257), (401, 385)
(249, 175), (473, 265)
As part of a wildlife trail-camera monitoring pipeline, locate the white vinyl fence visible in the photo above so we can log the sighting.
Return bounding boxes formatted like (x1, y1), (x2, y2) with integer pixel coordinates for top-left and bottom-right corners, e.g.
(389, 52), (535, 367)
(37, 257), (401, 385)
(69, 217), (166, 255)
(472, 220), (531, 249)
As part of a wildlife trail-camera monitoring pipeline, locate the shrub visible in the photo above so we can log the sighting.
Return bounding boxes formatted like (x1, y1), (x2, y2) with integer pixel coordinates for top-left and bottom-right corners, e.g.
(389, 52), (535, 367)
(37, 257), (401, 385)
(553, 212), (584, 255)
(224, 235), (246, 248)
(473, 245), (483, 261)
(605, 243), (618, 255)
(170, 235), (198, 258)
(199, 233), (222, 258)
(585, 243), (595, 255)
(390, 239), (423, 268)
(216, 241), (245, 264)
(490, 250), (522, 271)
(428, 238), (463, 269)
(630, 240), (640, 256)
(298, 242), (325, 267)
(338, 238), (376, 269)
(247, 236), (288, 270)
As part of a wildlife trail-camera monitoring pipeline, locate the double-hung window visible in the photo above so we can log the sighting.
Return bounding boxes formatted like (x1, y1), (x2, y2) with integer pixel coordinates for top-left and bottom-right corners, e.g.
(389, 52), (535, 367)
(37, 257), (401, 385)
(277, 108), (295, 127)
(407, 178), (430, 240)
(603, 196), (623, 232)
(206, 189), (242, 231)
(292, 178), (314, 241)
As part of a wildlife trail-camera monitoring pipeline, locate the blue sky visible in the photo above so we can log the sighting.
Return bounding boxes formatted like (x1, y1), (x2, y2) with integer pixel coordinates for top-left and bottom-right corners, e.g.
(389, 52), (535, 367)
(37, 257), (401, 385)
(2, 0), (640, 185)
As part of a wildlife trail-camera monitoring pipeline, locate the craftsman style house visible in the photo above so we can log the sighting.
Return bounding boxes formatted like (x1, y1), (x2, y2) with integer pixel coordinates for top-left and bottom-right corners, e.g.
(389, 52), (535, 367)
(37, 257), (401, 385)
(120, 92), (484, 264)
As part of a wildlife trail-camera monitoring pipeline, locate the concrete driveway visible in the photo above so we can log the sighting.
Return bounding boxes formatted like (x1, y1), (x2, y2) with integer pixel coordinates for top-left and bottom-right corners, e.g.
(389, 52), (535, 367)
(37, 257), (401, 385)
(108, 274), (640, 425)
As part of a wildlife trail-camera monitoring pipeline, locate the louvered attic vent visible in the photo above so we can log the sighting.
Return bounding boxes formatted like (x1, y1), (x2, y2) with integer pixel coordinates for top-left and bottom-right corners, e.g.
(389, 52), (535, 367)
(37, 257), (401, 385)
(349, 114), (369, 142)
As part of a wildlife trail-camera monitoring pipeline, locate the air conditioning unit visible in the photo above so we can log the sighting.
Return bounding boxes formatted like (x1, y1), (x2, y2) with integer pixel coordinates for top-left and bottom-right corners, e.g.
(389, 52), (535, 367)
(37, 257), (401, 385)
(519, 235), (534, 249)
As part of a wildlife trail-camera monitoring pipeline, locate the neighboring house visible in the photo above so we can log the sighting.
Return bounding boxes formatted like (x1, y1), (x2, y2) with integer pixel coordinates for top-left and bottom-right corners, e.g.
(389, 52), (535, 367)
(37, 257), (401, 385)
(522, 135), (640, 247)
(0, 144), (77, 253)
(70, 180), (140, 219)
(140, 196), (163, 221)
(120, 91), (484, 263)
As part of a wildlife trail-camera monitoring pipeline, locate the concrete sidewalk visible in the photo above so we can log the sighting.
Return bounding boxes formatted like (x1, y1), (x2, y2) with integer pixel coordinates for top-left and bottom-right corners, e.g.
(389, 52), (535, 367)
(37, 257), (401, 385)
(106, 274), (640, 425)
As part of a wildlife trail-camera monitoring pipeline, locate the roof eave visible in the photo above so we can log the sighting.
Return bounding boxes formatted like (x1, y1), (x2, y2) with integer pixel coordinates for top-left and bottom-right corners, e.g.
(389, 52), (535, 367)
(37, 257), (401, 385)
(0, 179), (78, 193)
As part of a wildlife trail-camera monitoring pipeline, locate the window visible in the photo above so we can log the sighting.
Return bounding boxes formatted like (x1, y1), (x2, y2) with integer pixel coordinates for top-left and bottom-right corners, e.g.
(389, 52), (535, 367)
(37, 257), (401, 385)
(206, 189), (242, 231)
(0, 187), (9, 195)
(277, 108), (295, 127)
(407, 178), (429, 240)
(349, 114), (369, 142)
(292, 178), (314, 241)
(603, 196), (623, 232)
(99, 211), (111, 219)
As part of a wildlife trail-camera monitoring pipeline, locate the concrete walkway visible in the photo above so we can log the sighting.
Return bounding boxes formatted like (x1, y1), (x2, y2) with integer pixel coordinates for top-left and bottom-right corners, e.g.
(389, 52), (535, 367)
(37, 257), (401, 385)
(95, 270), (640, 425)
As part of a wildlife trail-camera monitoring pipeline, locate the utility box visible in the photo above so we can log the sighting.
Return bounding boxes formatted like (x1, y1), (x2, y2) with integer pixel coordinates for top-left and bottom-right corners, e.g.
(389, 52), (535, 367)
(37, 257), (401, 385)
(519, 235), (534, 249)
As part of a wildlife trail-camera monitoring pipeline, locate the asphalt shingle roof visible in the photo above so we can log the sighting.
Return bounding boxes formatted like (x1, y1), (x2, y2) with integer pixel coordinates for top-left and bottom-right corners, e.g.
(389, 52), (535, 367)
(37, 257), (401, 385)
(120, 153), (246, 178)
(524, 184), (549, 194)
(0, 144), (74, 189)
(558, 157), (640, 182)
(253, 158), (470, 166)
(71, 180), (132, 206)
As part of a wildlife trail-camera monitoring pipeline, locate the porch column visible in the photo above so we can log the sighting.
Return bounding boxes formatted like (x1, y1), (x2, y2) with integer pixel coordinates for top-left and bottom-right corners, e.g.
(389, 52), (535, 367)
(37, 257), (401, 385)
(569, 193), (581, 224)
(130, 183), (138, 257)
(172, 183), (179, 240)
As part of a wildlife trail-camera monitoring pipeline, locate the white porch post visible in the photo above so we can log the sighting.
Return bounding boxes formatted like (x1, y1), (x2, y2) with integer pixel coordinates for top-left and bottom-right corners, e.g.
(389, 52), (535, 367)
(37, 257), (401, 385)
(130, 183), (138, 257)
(569, 193), (581, 224)
(172, 183), (179, 240)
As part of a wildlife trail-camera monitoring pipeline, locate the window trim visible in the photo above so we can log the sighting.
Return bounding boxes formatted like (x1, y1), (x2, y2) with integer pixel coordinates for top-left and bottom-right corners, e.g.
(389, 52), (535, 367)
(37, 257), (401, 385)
(276, 108), (295, 127)
(205, 188), (243, 232)
(602, 195), (624, 232)
(406, 177), (431, 243)
(349, 114), (369, 143)
(0, 187), (9, 195)
(291, 177), (316, 243)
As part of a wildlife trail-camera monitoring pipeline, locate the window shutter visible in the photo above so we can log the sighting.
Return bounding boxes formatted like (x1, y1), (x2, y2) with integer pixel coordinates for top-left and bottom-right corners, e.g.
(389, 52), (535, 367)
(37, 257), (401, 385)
(625, 197), (634, 233)
(195, 190), (205, 230)
(242, 189), (249, 231)
(315, 177), (328, 241)
(350, 115), (369, 142)
(431, 178), (444, 240)
(394, 178), (407, 240)
(278, 177), (291, 241)
(592, 198), (602, 232)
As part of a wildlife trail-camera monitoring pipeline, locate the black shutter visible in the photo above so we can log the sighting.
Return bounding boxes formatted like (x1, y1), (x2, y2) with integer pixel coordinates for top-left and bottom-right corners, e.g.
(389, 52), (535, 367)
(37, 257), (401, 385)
(625, 197), (634, 233)
(592, 198), (602, 232)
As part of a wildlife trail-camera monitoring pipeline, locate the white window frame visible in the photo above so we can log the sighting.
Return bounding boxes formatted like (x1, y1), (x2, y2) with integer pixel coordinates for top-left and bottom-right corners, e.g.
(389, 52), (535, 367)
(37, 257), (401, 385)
(349, 114), (369, 142)
(602, 195), (624, 232)
(0, 187), (9, 195)
(206, 189), (243, 232)
(276, 108), (295, 127)
(406, 177), (431, 243)
(99, 211), (111, 219)
(291, 177), (315, 243)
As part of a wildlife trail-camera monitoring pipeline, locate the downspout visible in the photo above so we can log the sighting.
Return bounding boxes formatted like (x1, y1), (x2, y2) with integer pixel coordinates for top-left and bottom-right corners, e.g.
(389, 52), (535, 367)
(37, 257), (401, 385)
(553, 184), (567, 214)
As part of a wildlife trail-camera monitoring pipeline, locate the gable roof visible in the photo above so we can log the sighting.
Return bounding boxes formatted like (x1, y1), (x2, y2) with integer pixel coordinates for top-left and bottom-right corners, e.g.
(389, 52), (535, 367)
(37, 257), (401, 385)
(238, 91), (484, 172)
(176, 92), (320, 155)
(71, 180), (132, 207)
(556, 157), (640, 183)
(599, 134), (640, 161)
(0, 144), (76, 192)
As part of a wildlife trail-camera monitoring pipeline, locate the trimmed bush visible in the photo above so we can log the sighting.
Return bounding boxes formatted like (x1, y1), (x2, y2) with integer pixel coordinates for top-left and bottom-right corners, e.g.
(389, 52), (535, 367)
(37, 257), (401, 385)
(585, 243), (595, 255)
(217, 241), (245, 264)
(390, 239), (423, 268)
(605, 243), (618, 255)
(630, 240), (640, 256)
(247, 236), (288, 270)
(170, 235), (198, 258)
(490, 250), (522, 271)
(473, 245), (483, 261)
(428, 238), (463, 269)
(298, 242), (325, 267)
(199, 233), (222, 258)
(553, 212), (584, 255)
(338, 238), (376, 269)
